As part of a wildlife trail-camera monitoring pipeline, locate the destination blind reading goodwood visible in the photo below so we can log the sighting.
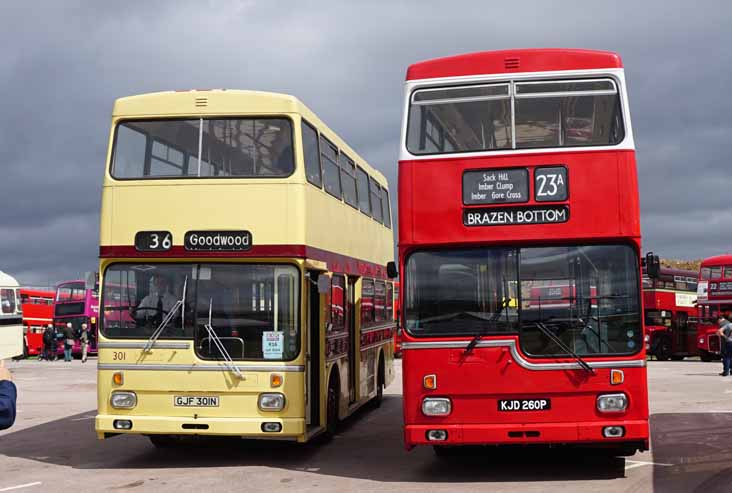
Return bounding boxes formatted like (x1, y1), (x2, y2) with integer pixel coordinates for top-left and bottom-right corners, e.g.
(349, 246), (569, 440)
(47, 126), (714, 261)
(463, 166), (568, 226)
(184, 230), (252, 251)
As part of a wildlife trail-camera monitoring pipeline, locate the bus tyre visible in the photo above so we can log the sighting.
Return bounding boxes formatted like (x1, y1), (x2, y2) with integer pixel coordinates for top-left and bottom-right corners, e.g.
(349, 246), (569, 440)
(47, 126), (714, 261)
(325, 372), (339, 438)
(148, 435), (183, 448)
(700, 350), (714, 362)
(655, 337), (672, 361)
(373, 354), (385, 409)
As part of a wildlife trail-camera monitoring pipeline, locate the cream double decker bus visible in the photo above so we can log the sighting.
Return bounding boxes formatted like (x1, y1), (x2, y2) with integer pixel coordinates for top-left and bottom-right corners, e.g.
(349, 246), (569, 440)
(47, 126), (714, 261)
(95, 90), (396, 446)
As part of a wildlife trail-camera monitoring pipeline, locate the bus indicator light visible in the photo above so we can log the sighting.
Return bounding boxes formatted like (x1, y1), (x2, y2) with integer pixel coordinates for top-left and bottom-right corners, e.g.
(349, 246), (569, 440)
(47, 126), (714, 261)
(610, 370), (624, 385)
(270, 374), (283, 388)
(113, 372), (124, 386)
(423, 374), (437, 390)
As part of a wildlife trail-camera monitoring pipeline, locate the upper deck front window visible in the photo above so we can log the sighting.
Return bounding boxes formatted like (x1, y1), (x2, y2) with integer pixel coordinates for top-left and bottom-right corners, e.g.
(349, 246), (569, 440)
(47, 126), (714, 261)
(406, 78), (624, 155)
(112, 118), (294, 179)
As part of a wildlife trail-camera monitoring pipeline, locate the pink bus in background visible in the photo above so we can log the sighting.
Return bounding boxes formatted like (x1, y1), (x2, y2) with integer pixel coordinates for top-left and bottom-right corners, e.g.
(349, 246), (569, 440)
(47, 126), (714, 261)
(53, 280), (99, 357)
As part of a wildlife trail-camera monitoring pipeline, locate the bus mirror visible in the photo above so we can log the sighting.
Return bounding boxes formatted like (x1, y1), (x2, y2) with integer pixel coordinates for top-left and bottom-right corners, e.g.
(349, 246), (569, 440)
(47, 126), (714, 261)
(645, 252), (661, 279)
(317, 275), (330, 294)
(84, 271), (96, 290)
(387, 261), (399, 279)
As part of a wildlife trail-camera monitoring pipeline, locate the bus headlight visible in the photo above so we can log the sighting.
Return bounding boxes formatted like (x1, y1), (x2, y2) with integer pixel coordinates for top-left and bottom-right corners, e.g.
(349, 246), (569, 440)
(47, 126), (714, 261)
(110, 391), (137, 409)
(644, 334), (650, 342)
(699, 337), (705, 344)
(596, 393), (627, 413)
(422, 397), (451, 416)
(258, 393), (286, 411)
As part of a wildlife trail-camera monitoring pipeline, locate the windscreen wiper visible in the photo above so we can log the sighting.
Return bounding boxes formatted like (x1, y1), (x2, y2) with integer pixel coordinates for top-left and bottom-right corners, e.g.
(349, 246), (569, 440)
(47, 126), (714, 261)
(201, 298), (243, 379)
(143, 277), (187, 353)
(531, 321), (595, 374)
(464, 298), (512, 355)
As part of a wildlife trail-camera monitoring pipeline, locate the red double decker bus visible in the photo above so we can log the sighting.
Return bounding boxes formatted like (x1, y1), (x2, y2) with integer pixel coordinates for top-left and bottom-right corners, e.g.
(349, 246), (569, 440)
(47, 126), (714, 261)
(642, 267), (698, 361)
(19, 288), (54, 357)
(695, 255), (732, 361)
(398, 49), (648, 456)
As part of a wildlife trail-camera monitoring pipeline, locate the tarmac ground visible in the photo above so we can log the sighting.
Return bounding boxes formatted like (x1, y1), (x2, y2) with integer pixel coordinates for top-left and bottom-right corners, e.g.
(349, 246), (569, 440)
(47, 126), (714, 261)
(1, 358), (731, 492)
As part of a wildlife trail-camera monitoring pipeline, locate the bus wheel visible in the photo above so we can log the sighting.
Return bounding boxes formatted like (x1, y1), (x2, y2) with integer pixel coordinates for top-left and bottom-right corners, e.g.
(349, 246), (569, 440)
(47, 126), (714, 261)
(655, 337), (672, 361)
(325, 371), (340, 438)
(148, 435), (183, 449)
(700, 350), (714, 362)
(373, 354), (385, 409)
(433, 445), (459, 457)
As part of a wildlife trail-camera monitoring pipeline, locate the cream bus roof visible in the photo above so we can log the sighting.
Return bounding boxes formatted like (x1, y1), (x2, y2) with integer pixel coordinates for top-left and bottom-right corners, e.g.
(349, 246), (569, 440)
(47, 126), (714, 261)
(112, 90), (387, 186)
(0, 271), (19, 288)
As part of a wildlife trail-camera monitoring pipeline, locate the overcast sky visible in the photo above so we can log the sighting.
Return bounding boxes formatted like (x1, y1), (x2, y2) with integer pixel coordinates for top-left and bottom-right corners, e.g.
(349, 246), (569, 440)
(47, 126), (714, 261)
(1, 1), (730, 287)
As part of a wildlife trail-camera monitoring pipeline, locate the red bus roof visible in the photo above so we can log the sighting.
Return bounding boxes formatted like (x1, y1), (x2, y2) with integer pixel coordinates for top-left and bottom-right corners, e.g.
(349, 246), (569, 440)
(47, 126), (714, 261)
(701, 254), (732, 267)
(19, 288), (54, 298)
(406, 49), (623, 81)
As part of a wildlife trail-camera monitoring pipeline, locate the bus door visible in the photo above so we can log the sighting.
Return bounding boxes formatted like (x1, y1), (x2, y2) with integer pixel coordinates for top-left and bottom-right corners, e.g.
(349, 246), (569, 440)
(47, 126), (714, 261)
(675, 312), (693, 353)
(306, 271), (321, 427)
(347, 277), (357, 404)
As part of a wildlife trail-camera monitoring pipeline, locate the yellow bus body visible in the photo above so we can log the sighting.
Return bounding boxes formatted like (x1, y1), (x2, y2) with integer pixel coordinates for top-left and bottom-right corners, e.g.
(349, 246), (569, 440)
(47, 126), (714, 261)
(95, 90), (395, 443)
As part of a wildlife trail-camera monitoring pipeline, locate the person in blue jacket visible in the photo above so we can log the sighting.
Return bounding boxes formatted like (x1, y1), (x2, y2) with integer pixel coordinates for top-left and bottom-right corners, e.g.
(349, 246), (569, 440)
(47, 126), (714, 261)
(0, 362), (17, 430)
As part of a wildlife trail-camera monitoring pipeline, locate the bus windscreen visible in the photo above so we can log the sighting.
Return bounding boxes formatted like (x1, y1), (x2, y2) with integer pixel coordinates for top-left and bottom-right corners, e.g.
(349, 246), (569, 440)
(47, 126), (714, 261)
(407, 79), (624, 155)
(101, 263), (300, 361)
(404, 244), (640, 356)
(112, 118), (294, 179)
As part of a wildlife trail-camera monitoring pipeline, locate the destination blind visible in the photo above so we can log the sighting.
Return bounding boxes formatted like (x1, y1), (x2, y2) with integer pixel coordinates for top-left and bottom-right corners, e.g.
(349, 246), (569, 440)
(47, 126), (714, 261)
(464, 206), (569, 227)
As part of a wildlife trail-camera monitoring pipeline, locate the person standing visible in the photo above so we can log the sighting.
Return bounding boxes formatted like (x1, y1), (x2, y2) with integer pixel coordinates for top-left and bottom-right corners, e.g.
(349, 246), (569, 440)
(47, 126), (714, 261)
(0, 361), (17, 430)
(41, 324), (55, 361)
(80, 322), (89, 363)
(717, 316), (732, 376)
(63, 322), (75, 362)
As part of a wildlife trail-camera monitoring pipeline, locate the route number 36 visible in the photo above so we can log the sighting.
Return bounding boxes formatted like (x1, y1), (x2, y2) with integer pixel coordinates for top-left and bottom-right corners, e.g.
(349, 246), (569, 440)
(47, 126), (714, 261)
(135, 231), (173, 252)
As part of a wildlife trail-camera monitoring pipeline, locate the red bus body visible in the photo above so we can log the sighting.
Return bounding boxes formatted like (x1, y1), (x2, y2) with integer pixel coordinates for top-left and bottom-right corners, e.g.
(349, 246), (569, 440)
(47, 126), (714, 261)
(642, 267), (698, 360)
(398, 49), (648, 454)
(393, 281), (402, 356)
(695, 255), (732, 360)
(19, 288), (54, 356)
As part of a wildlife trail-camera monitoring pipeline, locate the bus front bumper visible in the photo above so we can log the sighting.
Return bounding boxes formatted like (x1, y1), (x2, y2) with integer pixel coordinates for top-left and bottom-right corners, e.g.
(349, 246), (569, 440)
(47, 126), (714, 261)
(96, 415), (306, 440)
(404, 419), (649, 450)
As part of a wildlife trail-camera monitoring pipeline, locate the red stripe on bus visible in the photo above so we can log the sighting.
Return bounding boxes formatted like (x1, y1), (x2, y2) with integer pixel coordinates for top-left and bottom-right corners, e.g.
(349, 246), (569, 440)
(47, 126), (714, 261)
(98, 245), (389, 279)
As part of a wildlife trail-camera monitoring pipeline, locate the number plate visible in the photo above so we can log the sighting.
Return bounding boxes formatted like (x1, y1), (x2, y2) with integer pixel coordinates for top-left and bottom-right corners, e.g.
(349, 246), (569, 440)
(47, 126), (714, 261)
(174, 396), (220, 407)
(498, 398), (551, 412)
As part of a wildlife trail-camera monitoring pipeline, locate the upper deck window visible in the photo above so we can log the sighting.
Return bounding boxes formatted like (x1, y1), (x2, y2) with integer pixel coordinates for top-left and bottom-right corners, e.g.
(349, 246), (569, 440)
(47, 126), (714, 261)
(406, 78), (624, 155)
(112, 118), (294, 179)
(320, 136), (342, 199)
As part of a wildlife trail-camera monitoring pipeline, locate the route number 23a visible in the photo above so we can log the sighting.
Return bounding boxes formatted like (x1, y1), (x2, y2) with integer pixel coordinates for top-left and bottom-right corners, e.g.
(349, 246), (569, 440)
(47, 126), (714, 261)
(535, 169), (567, 201)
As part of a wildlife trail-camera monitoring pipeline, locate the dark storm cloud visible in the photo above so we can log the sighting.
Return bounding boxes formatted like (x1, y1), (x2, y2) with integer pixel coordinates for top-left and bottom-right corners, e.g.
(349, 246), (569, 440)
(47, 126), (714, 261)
(1, 0), (731, 284)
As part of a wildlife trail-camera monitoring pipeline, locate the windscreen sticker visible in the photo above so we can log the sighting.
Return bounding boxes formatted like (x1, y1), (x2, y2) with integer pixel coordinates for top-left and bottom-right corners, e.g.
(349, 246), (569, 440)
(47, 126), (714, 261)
(262, 331), (284, 360)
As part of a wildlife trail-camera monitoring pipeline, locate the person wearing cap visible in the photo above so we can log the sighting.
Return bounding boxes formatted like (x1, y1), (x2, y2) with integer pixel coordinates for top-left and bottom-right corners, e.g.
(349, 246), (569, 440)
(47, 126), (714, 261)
(0, 362), (16, 430)
(717, 315), (732, 376)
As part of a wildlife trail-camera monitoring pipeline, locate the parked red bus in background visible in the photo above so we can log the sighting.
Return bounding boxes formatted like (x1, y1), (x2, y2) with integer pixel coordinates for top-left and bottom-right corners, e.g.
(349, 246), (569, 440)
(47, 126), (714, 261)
(53, 279), (100, 357)
(642, 267), (697, 361)
(19, 288), (54, 357)
(695, 255), (732, 361)
(398, 49), (648, 456)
